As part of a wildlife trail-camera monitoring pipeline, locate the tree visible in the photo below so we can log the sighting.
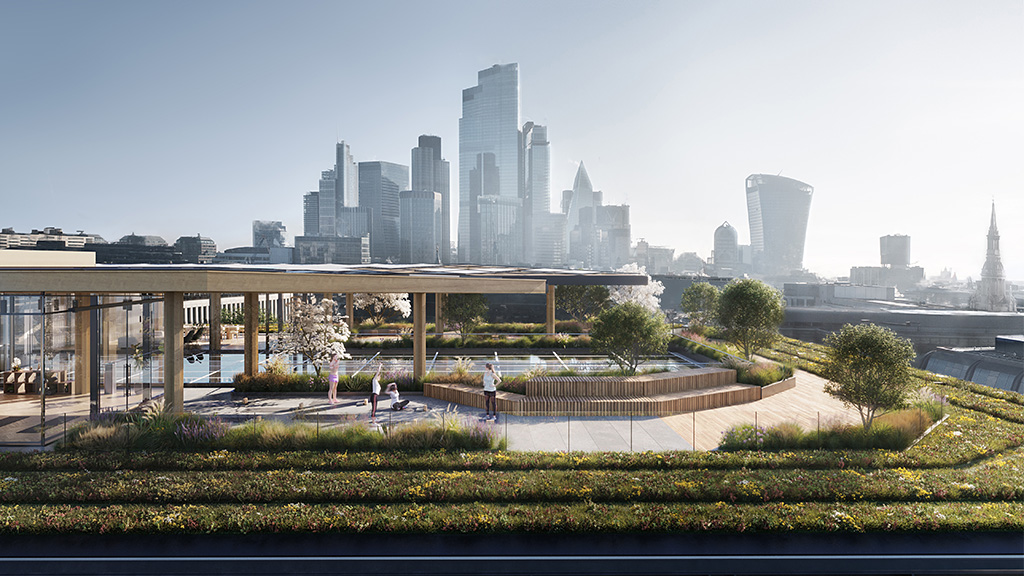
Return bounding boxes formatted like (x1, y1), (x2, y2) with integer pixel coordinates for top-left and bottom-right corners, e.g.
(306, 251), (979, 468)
(275, 298), (350, 376)
(822, 323), (918, 431)
(680, 282), (720, 333)
(441, 293), (489, 339)
(555, 284), (610, 324)
(608, 263), (665, 313)
(590, 301), (671, 375)
(717, 279), (785, 360)
(352, 293), (412, 326)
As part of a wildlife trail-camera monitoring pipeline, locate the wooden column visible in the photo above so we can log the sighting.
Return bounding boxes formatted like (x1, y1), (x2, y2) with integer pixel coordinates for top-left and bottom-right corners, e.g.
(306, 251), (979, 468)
(546, 284), (556, 335)
(345, 293), (355, 328)
(243, 293), (259, 377)
(73, 294), (91, 395)
(163, 291), (185, 414)
(209, 292), (222, 351)
(434, 294), (444, 334)
(413, 292), (426, 378)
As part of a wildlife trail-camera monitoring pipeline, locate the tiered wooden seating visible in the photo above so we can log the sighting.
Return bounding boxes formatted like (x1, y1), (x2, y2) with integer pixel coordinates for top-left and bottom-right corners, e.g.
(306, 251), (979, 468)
(424, 367), (771, 416)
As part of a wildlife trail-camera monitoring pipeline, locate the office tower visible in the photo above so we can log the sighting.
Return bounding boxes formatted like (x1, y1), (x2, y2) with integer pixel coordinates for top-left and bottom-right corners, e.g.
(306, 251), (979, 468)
(459, 63), (521, 264)
(595, 204), (631, 270)
(335, 141), (358, 208)
(563, 162), (603, 268)
(317, 169), (338, 236)
(532, 212), (566, 267)
(478, 195), (521, 265)
(359, 161), (409, 263)
(303, 192), (319, 236)
(880, 234), (911, 267)
(522, 122), (550, 264)
(294, 235), (369, 265)
(745, 174), (813, 275)
(252, 221), (286, 248)
(714, 222), (739, 265)
(399, 190), (442, 263)
(970, 202), (1016, 312)
(411, 135), (451, 263)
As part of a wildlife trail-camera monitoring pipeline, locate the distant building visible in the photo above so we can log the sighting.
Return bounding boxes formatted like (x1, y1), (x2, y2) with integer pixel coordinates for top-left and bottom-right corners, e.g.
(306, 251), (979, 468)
(595, 204), (631, 270)
(459, 63), (522, 264)
(531, 212), (567, 267)
(213, 246), (293, 265)
(303, 191), (319, 236)
(849, 234), (924, 292)
(411, 135), (451, 264)
(173, 235), (217, 264)
(0, 227), (105, 249)
(294, 235), (369, 265)
(359, 161), (408, 263)
(713, 221), (739, 266)
(399, 190), (442, 264)
(745, 174), (813, 275)
(970, 202), (1016, 312)
(118, 233), (168, 247)
(252, 221), (286, 248)
(522, 121), (551, 265)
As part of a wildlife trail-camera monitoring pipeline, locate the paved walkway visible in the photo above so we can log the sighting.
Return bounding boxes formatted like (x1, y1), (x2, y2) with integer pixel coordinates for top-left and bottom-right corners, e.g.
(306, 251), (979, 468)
(0, 369), (860, 452)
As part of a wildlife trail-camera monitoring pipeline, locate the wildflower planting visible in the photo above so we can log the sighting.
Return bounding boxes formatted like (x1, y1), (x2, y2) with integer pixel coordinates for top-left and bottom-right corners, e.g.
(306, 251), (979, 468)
(0, 336), (1019, 536)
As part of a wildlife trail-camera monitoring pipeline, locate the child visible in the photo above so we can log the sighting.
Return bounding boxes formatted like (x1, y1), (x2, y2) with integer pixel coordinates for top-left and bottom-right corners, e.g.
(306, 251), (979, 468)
(327, 354), (340, 404)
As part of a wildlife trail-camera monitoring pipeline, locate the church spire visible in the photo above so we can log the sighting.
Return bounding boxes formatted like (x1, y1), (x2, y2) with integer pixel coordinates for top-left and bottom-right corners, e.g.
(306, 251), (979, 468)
(971, 201), (1015, 312)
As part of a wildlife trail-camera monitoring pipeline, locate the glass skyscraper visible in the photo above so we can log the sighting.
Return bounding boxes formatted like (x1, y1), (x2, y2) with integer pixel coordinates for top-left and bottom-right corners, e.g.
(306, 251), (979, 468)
(745, 174), (813, 275)
(459, 63), (521, 264)
(359, 161), (409, 263)
(411, 135), (451, 263)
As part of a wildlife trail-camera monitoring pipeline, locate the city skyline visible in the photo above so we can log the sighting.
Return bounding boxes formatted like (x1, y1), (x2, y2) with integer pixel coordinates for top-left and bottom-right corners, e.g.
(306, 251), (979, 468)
(1, 1), (1022, 279)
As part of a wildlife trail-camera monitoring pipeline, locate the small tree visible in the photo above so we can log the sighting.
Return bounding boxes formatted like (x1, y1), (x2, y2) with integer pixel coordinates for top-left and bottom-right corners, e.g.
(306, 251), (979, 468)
(555, 284), (610, 324)
(717, 279), (785, 360)
(276, 298), (350, 376)
(352, 293), (412, 326)
(823, 323), (918, 431)
(442, 293), (489, 339)
(590, 302), (671, 375)
(608, 263), (665, 313)
(680, 282), (720, 334)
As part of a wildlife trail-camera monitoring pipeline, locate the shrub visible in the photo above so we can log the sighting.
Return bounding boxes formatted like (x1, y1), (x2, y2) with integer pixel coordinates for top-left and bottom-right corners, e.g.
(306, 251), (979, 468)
(718, 407), (938, 451)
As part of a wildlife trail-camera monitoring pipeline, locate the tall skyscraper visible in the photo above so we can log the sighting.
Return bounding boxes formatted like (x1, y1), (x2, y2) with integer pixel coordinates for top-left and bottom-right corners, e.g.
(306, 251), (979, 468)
(564, 162), (602, 268)
(522, 121), (550, 264)
(305, 141), (359, 238)
(303, 192), (319, 236)
(399, 190), (442, 264)
(335, 141), (358, 208)
(359, 161), (409, 263)
(745, 174), (813, 275)
(411, 135), (451, 263)
(459, 63), (521, 264)
(970, 202), (1016, 312)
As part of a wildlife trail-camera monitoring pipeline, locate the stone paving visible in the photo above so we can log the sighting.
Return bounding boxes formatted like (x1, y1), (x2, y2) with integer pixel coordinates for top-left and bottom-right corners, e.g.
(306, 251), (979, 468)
(183, 387), (694, 452)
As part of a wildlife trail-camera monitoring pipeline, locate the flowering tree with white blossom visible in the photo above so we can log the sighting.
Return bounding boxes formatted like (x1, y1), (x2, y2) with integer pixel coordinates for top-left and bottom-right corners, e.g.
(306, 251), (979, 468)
(352, 293), (412, 326)
(608, 263), (665, 313)
(276, 298), (350, 376)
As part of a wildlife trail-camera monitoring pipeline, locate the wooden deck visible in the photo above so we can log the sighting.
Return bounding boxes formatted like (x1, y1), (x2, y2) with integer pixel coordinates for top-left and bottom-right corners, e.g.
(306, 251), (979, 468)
(661, 369), (863, 450)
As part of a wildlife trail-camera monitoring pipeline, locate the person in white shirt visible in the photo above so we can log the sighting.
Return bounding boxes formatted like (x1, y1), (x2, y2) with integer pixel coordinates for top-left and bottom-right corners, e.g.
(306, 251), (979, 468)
(369, 364), (382, 422)
(482, 362), (501, 420)
(386, 382), (409, 411)
(327, 354), (340, 404)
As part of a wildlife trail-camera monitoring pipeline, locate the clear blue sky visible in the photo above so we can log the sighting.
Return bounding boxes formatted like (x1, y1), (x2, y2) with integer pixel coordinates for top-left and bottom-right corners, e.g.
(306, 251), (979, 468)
(2, 0), (1021, 280)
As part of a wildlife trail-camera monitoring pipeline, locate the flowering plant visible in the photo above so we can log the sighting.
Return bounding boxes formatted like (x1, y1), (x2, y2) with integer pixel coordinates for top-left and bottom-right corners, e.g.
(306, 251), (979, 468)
(11, 358), (20, 371)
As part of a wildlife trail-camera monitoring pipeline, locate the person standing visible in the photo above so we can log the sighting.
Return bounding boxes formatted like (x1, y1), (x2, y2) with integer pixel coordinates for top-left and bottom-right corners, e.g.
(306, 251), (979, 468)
(369, 363), (382, 422)
(482, 362), (501, 420)
(327, 354), (340, 404)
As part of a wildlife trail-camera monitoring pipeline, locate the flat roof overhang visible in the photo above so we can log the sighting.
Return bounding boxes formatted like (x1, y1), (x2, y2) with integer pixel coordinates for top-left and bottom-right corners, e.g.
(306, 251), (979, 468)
(0, 263), (646, 294)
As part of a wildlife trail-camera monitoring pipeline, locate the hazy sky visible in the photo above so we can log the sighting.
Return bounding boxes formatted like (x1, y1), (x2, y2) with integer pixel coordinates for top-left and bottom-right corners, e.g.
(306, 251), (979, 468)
(2, 0), (1021, 280)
